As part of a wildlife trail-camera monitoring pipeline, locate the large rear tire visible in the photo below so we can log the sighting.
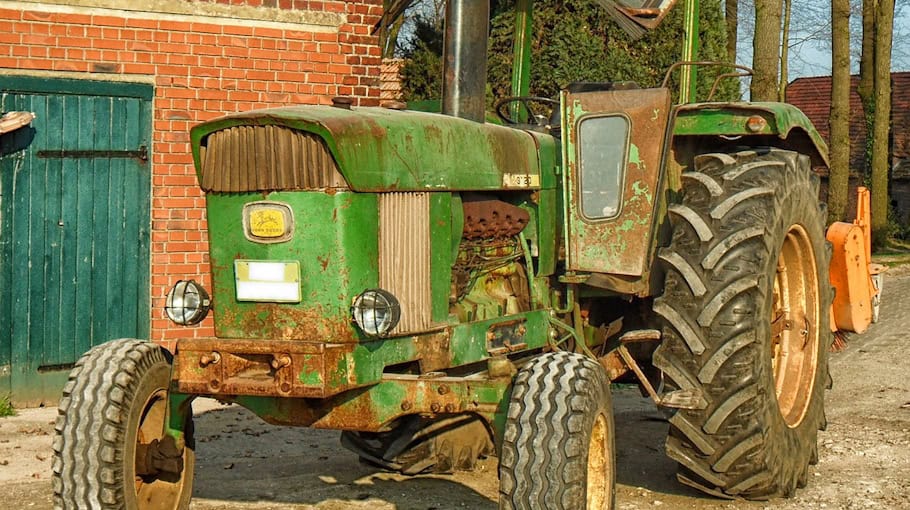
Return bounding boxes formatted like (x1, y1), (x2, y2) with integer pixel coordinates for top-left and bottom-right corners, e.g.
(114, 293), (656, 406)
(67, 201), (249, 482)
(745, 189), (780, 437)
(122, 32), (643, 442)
(653, 148), (830, 499)
(52, 339), (195, 509)
(499, 351), (615, 510)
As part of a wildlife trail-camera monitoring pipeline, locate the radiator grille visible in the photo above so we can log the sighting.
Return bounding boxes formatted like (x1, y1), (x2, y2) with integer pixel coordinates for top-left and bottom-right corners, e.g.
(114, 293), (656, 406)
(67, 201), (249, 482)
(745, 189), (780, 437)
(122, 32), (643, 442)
(199, 125), (346, 193)
(379, 193), (433, 335)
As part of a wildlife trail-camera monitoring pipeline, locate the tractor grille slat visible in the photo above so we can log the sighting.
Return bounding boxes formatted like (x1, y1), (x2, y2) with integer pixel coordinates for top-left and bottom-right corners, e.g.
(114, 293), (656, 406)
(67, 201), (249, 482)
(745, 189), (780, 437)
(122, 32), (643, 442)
(200, 125), (346, 193)
(379, 192), (433, 335)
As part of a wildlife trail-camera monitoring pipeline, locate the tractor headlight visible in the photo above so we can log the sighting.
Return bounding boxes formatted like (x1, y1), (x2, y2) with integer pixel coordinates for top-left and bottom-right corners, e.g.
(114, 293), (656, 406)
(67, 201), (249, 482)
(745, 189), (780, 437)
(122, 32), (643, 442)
(351, 289), (400, 337)
(165, 280), (211, 325)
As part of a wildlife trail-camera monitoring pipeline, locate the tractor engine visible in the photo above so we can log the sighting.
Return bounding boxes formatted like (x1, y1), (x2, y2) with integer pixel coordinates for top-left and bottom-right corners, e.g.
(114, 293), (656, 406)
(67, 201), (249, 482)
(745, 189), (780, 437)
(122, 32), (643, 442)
(450, 194), (531, 322)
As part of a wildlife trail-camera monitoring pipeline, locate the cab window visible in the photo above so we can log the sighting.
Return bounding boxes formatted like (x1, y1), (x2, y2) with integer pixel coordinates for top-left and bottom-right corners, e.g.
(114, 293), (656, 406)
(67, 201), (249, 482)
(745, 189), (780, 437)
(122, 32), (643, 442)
(578, 115), (630, 220)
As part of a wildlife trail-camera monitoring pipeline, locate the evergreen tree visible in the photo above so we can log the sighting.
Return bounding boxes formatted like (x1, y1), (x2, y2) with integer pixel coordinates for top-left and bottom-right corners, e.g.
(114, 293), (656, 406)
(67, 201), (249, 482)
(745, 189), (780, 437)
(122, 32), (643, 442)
(399, 10), (445, 101)
(400, 0), (738, 104)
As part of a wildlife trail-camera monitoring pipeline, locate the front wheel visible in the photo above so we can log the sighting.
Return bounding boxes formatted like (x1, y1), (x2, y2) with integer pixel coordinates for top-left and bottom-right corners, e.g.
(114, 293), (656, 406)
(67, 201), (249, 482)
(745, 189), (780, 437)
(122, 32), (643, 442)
(654, 148), (830, 499)
(499, 351), (615, 510)
(52, 339), (195, 509)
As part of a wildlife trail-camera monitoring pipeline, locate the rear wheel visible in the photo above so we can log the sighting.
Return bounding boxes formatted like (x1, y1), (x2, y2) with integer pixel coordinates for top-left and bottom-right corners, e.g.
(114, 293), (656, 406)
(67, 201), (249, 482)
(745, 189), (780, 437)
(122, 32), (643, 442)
(53, 339), (195, 509)
(654, 148), (830, 499)
(499, 351), (615, 510)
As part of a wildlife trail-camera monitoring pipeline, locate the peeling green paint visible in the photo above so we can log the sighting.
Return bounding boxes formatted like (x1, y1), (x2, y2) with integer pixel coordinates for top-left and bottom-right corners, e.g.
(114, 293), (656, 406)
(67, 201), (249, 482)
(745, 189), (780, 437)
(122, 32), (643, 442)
(299, 356), (323, 386)
(561, 88), (671, 280)
(628, 143), (641, 167)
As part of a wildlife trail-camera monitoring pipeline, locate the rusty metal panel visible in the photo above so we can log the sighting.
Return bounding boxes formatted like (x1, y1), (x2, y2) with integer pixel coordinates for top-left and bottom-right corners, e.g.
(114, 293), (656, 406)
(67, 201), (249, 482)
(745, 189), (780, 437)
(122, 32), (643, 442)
(230, 374), (510, 433)
(174, 339), (353, 399)
(562, 87), (671, 277)
(200, 125), (346, 193)
(379, 193), (434, 334)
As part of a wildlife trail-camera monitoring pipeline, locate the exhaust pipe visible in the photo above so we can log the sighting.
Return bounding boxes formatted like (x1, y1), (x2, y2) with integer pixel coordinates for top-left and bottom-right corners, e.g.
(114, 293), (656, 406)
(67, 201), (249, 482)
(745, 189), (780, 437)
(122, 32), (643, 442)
(442, 0), (489, 123)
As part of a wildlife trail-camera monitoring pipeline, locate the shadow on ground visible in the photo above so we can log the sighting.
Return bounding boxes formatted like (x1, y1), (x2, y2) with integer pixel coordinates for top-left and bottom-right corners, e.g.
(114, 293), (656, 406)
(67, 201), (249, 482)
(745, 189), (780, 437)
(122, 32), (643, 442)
(188, 386), (711, 509)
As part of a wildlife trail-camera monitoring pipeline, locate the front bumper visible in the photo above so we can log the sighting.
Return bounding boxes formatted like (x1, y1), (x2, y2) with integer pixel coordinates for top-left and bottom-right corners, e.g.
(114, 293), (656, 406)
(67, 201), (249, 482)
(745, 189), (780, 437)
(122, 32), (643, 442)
(174, 339), (356, 398)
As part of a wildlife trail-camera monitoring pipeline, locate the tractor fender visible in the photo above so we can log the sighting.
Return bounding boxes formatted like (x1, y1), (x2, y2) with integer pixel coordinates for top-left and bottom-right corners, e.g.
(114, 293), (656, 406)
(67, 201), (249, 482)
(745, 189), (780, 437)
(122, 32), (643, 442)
(671, 102), (829, 169)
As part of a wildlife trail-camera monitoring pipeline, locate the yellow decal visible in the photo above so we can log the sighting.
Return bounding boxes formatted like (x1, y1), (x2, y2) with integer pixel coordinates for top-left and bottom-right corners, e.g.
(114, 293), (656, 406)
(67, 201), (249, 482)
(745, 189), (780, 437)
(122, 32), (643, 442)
(502, 173), (540, 188)
(249, 209), (286, 238)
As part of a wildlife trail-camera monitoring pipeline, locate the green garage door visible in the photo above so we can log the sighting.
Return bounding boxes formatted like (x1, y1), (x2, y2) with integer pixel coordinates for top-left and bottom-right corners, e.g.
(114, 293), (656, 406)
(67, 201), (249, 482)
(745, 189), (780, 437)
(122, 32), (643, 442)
(0, 77), (152, 406)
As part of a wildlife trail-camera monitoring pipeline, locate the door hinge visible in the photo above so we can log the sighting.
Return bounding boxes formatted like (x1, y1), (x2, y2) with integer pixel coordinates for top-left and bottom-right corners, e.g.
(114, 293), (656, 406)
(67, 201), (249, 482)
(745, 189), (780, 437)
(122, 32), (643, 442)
(37, 145), (148, 162)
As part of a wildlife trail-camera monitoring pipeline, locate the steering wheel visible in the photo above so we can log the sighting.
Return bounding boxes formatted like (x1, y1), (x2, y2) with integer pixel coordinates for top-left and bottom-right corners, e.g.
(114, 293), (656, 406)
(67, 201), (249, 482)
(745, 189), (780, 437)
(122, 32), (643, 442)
(494, 96), (560, 127)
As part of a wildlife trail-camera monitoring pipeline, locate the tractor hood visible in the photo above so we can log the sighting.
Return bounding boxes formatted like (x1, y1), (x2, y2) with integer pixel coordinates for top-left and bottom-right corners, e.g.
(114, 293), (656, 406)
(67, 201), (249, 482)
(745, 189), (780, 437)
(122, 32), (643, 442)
(191, 105), (551, 192)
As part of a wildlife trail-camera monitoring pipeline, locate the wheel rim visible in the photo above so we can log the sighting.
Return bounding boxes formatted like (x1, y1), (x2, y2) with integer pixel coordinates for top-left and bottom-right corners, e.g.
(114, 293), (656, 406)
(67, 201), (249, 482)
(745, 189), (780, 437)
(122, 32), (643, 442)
(586, 413), (611, 509)
(770, 224), (820, 428)
(133, 388), (189, 509)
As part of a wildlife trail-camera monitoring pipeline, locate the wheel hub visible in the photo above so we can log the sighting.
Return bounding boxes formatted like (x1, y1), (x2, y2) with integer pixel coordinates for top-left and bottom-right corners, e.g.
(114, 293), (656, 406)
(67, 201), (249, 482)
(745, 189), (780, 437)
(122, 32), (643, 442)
(133, 388), (189, 508)
(770, 225), (820, 428)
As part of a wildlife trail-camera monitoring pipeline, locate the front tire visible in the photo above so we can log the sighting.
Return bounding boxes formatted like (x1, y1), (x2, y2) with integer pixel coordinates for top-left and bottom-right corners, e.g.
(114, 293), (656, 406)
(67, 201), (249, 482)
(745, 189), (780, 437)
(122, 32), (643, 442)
(654, 148), (830, 499)
(52, 339), (195, 509)
(499, 351), (615, 510)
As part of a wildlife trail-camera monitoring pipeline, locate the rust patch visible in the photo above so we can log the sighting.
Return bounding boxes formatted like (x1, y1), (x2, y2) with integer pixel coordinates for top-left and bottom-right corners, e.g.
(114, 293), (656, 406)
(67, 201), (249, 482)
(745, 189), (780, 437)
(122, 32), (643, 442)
(174, 339), (355, 398)
(565, 88), (671, 281)
(486, 318), (528, 356)
(416, 331), (453, 373)
(246, 375), (503, 432)
(598, 351), (630, 381)
(224, 303), (358, 343)
(488, 128), (535, 179)
(461, 195), (530, 239)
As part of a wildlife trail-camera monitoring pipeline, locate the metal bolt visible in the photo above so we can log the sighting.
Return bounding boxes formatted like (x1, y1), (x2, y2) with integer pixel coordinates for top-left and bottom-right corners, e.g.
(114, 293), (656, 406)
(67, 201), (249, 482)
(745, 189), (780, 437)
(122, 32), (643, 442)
(437, 385), (449, 395)
(444, 404), (455, 413)
(199, 351), (221, 367)
(209, 379), (220, 389)
(400, 401), (412, 411)
(271, 355), (291, 370)
(430, 403), (441, 413)
(280, 382), (292, 393)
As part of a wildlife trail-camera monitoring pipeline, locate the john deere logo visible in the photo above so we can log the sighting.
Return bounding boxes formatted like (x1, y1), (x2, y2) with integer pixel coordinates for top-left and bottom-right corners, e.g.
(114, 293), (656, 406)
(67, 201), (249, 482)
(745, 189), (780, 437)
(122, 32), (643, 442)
(250, 209), (284, 237)
(243, 202), (293, 243)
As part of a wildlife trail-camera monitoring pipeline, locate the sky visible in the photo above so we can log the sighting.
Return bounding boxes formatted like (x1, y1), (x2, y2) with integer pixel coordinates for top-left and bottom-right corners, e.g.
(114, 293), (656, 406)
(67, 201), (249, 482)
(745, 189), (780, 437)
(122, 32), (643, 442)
(737, 0), (910, 80)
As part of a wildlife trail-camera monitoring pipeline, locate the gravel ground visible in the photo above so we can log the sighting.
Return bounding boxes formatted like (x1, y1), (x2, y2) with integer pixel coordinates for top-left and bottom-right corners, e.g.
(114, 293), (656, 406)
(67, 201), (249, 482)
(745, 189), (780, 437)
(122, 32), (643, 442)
(1, 269), (908, 510)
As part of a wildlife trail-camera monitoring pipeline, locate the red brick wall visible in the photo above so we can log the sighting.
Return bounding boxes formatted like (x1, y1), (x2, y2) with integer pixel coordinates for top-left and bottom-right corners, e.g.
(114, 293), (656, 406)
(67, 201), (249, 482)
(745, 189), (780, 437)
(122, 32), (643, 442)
(0, 1), (383, 350)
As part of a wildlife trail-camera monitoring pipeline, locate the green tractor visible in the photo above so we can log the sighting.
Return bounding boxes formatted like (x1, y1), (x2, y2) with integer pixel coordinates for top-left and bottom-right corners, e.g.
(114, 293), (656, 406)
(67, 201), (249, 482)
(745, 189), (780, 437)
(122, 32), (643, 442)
(53, 0), (833, 508)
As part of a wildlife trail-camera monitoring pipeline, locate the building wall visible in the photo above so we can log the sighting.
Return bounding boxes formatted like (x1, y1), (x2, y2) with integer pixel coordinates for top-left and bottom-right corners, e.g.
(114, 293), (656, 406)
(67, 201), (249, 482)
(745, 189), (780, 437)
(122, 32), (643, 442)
(380, 57), (403, 101)
(0, 0), (383, 350)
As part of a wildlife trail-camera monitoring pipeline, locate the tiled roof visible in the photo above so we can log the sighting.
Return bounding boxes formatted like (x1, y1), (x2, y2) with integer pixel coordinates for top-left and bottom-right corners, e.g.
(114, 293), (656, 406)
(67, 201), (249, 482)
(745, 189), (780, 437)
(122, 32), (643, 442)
(380, 58), (403, 100)
(786, 72), (910, 174)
